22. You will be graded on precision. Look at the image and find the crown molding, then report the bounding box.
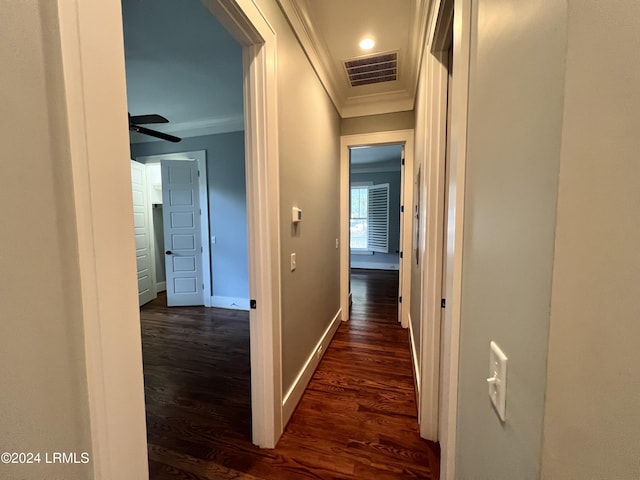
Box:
[277,0,430,119]
[342,90,414,118]
[276,0,343,113]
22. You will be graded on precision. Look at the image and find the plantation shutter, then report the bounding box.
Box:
[367,183,389,253]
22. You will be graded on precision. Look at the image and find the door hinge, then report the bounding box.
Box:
[400,251,403,259]
[398,296,402,303]
[250,299,257,309]
[401,205,404,213]
[441,298,446,308]
[197,170,200,177]
[199,208,202,215]
[200,246,203,253]
[401,157,405,166]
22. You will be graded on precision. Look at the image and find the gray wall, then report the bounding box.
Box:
[341,111,414,136]
[542,1,640,478]
[132,131,249,301]
[350,170,401,269]
[255,0,342,394]
[454,0,567,478]
[0,2,92,479]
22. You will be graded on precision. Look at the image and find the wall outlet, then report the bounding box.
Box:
[335,238,339,249]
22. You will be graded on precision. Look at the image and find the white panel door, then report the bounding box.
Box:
[161,160,204,306]
[131,160,157,306]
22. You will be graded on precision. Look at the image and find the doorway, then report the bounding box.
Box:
[349,144,404,321]
[131,152,219,308]
[340,130,414,328]
[57,0,283,474]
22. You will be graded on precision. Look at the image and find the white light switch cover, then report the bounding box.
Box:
[488,341,508,421]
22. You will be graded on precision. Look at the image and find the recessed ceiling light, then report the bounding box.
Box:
[359,38,375,50]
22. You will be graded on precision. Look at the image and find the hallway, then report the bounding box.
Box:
[141,269,439,479]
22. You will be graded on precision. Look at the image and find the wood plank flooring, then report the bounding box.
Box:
[140,269,440,479]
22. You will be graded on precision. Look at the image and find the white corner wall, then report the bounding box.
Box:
[542,1,640,478]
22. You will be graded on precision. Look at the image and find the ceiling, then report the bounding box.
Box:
[351,145,402,172]
[122,0,430,143]
[122,0,243,143]
[277,0,431,117]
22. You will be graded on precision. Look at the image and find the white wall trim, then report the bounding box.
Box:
[282,309,342,424]
[409,313,421,397]
[135,151,211,307]
[212,296,250,310]
[62,6,284,480]
[157,281,167,292]
[418,0,472,477]
[202,0,284,448]
[57,1,149,478]
[350,261,399,271]
[275,0,342,114]
[340,130,414,328]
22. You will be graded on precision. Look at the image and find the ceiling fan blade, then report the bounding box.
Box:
[129,114,169,125]
[130,125,182,143]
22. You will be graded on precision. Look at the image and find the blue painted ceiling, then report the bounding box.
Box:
[351,144,402,170]
[122,0,244,141]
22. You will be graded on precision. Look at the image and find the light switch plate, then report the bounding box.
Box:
[290,253,296,271]
[488,341,508,422]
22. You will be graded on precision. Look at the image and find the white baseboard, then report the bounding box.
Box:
[211,296,250,311]
[282,308,342,425]
[350,261,399,270]
[156,281,166,293]
[409,314,421,396]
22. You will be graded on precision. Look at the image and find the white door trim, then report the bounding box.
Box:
[135,151,211,307]
[202,0,283,449]
[419,0,472,478]
[340,130,414,327]
[57,3,283,480]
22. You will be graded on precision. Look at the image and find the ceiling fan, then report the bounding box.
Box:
[128,113,182,143]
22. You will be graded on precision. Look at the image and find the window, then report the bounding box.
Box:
[350,183,389,252]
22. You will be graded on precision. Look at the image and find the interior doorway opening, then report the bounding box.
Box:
[340,130,414,330]
[349,144,404,322]
[119,0,282,452]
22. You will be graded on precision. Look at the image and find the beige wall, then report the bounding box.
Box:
[454,0,567,478]
[0,2,92,479]
[542,1,640,478]
[341,111,414,136]
[255,0,342,394]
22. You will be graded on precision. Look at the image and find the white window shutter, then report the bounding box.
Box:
[367,183,389,253]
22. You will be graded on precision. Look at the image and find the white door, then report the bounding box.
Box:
[161,160,204,306]
[131,160,157,306]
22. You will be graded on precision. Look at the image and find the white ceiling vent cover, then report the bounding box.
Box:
[344,52,398,87]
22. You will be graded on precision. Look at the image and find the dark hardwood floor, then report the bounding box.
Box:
[140,269,439,479]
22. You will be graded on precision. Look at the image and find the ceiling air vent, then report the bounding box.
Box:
[344,52,398,87]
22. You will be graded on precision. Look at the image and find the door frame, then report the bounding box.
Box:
[340,129,414,327]
[135,151,212,307]
[57,0,282,478]
[418,0,472,478]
